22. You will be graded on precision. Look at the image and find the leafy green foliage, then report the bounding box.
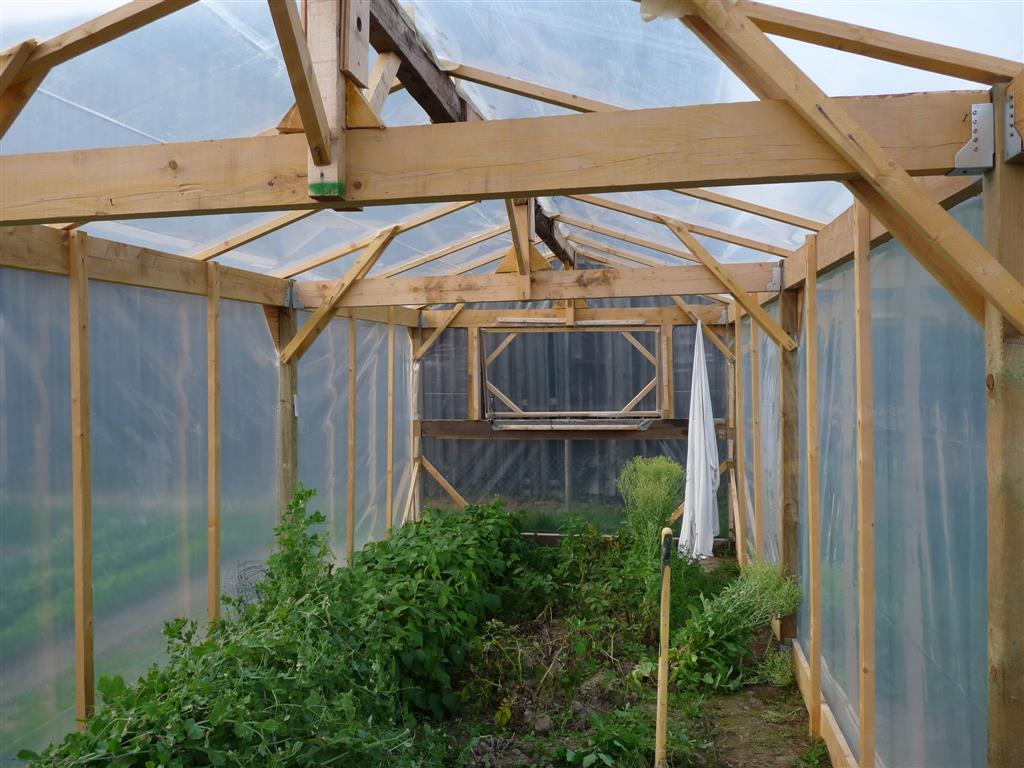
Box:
[671,562,802,692]
[751,647,795,688]
[26,487,524,767]
[796,738,832,768]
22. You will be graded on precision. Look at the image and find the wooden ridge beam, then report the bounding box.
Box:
[274,200,476,278]
[281,225,400,363]
[741,0,1022,85]
[685,1,1024,334]
[296,261,779,308]
[570,194,792,258]
[0,91,982,225]
[661,217,796,350]
[191,209,318,262]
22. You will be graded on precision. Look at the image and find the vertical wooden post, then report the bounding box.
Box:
[726,340,736,540]
[277,306,299,515]
[346,316,357,560]
[854,201,876,768]
[984,81,1024,768]
[412,326,423,520]
[733,311,748,567]
[661,323,675,419]
[779,284,800,639]
[385,307,395,533]
[805,234,822,737]
[468,326,481,420]
[68,231,94,726]
[751,319,764,559]
[206,263,221,622]
[306,0,346,199]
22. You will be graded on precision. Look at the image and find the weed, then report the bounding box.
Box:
[796,738,832,767]
[752,647,795,688]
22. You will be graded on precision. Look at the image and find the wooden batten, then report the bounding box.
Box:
[276,307,299,515]
[804,233,822,737]
[733,312,748,567]
[346,316,358,561]
[750,322,764,559]
[206,263,221,622]
[778,284,800,639]
[385,307,396,533]
[421,456,467,508]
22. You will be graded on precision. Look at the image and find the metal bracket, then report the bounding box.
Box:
[767,266,782,292]
[948,103,994,176]
[1004,91,1023,163]
[284,282,304,310]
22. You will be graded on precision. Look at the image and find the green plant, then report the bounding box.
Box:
[751,647,795,688]
[671,562,801,692]
[795,738,831,768]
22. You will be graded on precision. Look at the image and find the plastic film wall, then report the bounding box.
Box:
[758,302,782,565]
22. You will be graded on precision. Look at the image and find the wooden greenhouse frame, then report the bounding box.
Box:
[1,0,1022,765]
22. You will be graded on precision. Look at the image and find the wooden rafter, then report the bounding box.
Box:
[683,1,1024,334]
[555,214,696,263]
[273,200,476,278]
[567,234,670,268]
[191,209,318,262]
[280,225,400,363]
[670,188,824,232]
[670,296,734,362]
[376,224,510,278]
[442,61,620,113]
[414,303,465,361]
[267,0,333,166]
[570,194,792,258]
[660,216,796,351]
[0,91,981,225]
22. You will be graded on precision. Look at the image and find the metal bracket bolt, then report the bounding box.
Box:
[948,103,995,176]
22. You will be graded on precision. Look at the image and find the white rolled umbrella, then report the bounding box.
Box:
[678,321,720,558]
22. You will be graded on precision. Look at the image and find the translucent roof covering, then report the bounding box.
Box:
[2,0,1020,278]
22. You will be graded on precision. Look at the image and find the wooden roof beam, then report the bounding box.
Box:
[569,193,792,258]
[505,198,532,276]
[441,61,620,113]
[191,209,319,262]
[567,234,670,268]
[670,188,825,232]
[376,223,510,278]
[554,213,696,263]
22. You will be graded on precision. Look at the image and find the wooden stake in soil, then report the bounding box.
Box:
[655,527,673,767]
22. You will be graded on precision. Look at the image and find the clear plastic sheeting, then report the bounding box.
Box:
[88,283,208,693]
[0,270,75,758]
[816,261,860,760]
[421,328,469,420]
[219,301,279,596]
[871,197,987,767]
[759,302,782,565]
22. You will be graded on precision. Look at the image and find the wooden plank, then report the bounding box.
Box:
[984,82,1024,768]
[853,202,876,767]
[276,307,299,515]
[571,194,793,258]
[0,92,982,224]
[281,225,400,363]
[485,381,523,414]
[305,0,345,198]
[741,0,1022,85]
[468,327,481,420]
[688,1,1024,335]
[804,234,822,736]
[296,262,778,309]
[268,0,333,167]
[623,377,659,413]
[621,331,658,366]
[401,459,420,525]
[778,284,799,639]
[421,456,467,508]
[429,306,724,328]
[274,200,476,278]
[733,313,748,567]
[377,224,509,278]
[206,263,221,621]
[68,231,94,727]
[670,296,734,361]
[191,209,317,262]
[386,307,395,533]
[821,697,860,768]
[661,217,796,350]
[672,187,825,232]
[348,51,401,128]
[346,316,357,560]
[414,303,465,361]
[505,198,532,276]
[443,62,619,113]
[750,320,764,559]
[341,0,370,88]
[485,332,518,366]
[660,324,674,418]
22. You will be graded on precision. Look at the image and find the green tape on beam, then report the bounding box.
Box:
[309,181,347,199]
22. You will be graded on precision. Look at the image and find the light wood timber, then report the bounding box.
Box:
[566,234,671,268]
[275,307,299,515]
[684,1,1024,335]
[0,39,39,94]
[624,377,660,414]
[414,303,465,361]
[852,202,876,767]
[804,233,822,736]
[505,198,532,276]
[386,307,396,533]
[0,38,41,135]
[730,467,746,567]
[268,0,334,168]
[0,92,983,225]
[740,0,1022,85]
[421,456,467,508]
[274,200,476,278]
[661,217,796,350]
[423,306,727,328]
[442,62,620,113]
[672,187,825,232]
[468,327,482,420]
[495,243,551,274]
[485,333,519,367]
[347,51,401,128]
[341,0,370,87]
[401,459,420,525]
[555,214,697,263]
[346,316,357,560]
[69,231,94,726]
[450,244,512,276]
[281,225,400,363]
[984,82,1024,768]
[375,224,510,278]
[485,381,524,414]
[191,209,318,262]
[778,282,799,639]
[206,262,221,621]
[660,323,674,418]
[570,194,792,258]
[750,320,764,559]
[304,0,345,198]
[670,296,734,361]
[296,261,778,309]
[621,331,658,366]
[733,313,748,566]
